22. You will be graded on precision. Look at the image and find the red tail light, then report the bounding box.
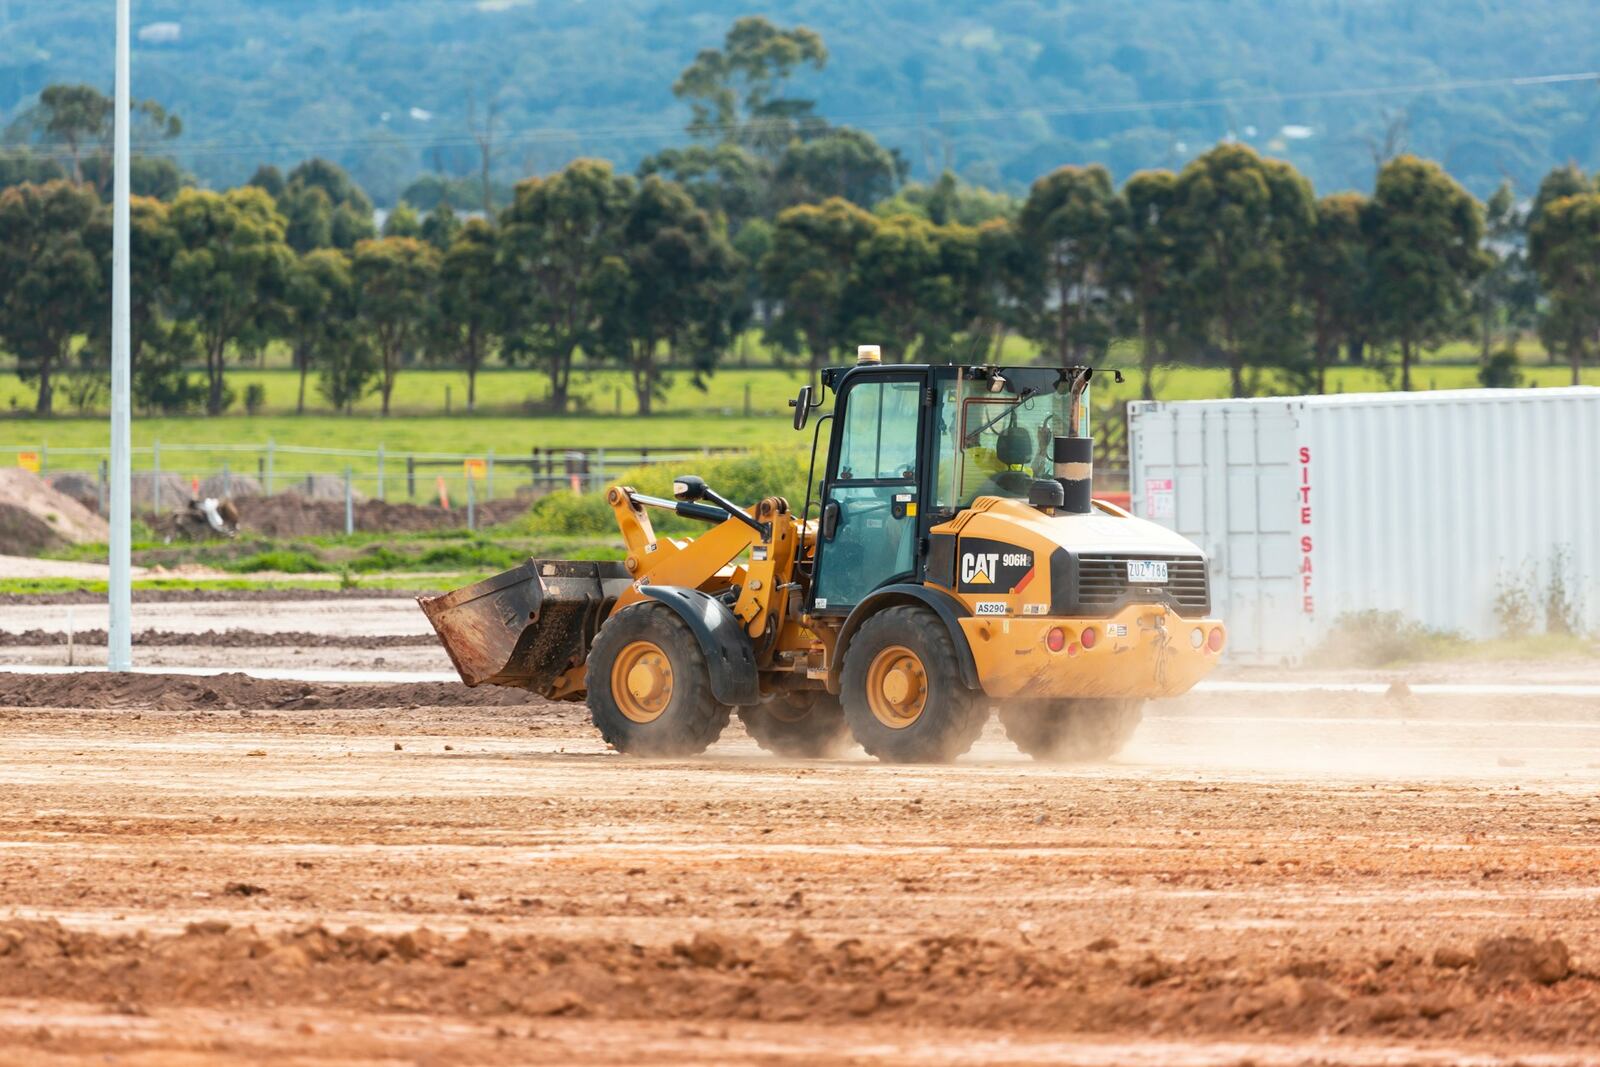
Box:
[1046,627,1066,652]
[1207,627,1225,653]
[1080,627,1097,650]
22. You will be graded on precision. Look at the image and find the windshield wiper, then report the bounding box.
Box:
[964,387,1038,447]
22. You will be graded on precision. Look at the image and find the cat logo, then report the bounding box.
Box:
[960,552,999,585]
[956,540,1035,593]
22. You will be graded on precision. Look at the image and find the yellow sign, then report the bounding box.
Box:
[463,457,487,480]
[16,451,39,473]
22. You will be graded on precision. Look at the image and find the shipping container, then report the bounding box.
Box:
[1127,388,1600,662]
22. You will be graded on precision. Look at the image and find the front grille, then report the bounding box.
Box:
[1075,554,1210,614]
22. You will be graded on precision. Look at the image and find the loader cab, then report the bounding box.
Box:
[800,359,1091,616]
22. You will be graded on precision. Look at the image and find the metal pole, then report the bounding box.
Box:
[265,438,274,495]
[107,0,133,672]
[344,465,354,536]
[377,443,385,502]
[486,447,494,501]
[467,472,476,532]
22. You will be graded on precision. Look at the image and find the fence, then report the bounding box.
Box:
[8,438,1129,531]
[4,441,750,532]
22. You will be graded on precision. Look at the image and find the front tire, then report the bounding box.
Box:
[841,605,987,764]
[586,603,731,757]
[738,691,853,758]
[999,698,1144,762]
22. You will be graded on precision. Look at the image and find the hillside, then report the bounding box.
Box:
[2,1,1597,203]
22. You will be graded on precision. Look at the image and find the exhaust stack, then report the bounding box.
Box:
[1053,435,1093,514]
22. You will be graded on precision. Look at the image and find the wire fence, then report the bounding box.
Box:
[6,439,1130,534]
[3,441,750,530]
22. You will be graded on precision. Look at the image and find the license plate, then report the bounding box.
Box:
[1126,560,1168,584]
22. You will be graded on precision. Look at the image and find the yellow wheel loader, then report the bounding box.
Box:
[421,351,1225,763]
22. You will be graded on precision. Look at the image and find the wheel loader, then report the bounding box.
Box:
[421,348,1225,764]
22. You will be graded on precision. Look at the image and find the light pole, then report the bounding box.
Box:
[107,0,132,670]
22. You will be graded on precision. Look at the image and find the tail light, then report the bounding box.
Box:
[1080,627,1097,650]
[1207,627,1225,653]
[1046,627,1066,653]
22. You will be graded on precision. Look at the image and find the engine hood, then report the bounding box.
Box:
[954,497,1203,558]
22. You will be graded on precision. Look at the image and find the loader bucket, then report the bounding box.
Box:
[418,559,629,694]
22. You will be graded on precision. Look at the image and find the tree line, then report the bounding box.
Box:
[2,18,1598,417]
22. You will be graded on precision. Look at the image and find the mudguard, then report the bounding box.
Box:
[639,586,761,706]
[836,584,981,691]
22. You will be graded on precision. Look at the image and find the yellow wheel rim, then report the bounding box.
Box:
[865,645,927,729]
[612,640,674,724]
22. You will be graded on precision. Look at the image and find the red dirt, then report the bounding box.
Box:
[0,629,437,649]
[2,681,1598,1063]
[0,671,547,710]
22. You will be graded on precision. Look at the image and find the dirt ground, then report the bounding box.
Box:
[3,663,1600,1065]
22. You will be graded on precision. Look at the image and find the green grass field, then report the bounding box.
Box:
[7,361,1596,449]
[5,342,1596,504]
[1,334,1579,419]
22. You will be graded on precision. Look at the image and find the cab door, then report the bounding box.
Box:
[810,373,926,614]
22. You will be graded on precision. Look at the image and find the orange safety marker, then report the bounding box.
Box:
[437,476,450,509]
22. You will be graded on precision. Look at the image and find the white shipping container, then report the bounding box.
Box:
[1127,388,1600,662]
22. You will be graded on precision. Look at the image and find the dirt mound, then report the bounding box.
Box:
[198,473,262,499]
[281,473,366,503]
[0,505,64,554]
[45,471,100,512]
[0,628,435,649]
[134,471,194,509]
[0,919,1594,1045]
[0,671,544,710]
[0,467,108,544]
[234,494,529,538]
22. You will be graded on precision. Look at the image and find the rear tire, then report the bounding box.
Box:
[841,605,987,764]
[738,691,853,758]
[586,603,731,757]
[999,698,1144,762]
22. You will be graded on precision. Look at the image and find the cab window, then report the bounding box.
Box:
[834,380,921,482]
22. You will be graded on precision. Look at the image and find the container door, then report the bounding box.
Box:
[1130,401,1304,661]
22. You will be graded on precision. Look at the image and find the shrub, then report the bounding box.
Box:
[513,449,814,537]
[520,490,617,535]
[1309,610,1467,667]
[244,382,267,415]
[1477,348,1524,389]
[1493,548,1587,637]
[1493,566,1538,637]
[1544,545,1583,635]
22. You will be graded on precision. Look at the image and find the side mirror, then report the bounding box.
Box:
[790,384,813,431]
[671,475,707,502]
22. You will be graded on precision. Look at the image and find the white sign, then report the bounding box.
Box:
[1145,478,1174,519]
